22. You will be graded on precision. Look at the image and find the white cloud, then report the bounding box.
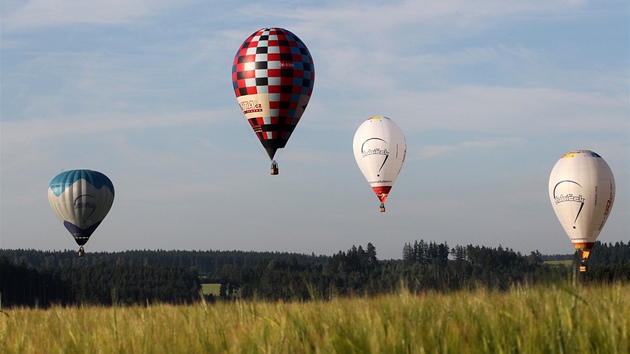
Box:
[0,110,222,153]
[380,86,628,134]
[2,0,200,30]
[417,137,526,159]
[261,0,588,31]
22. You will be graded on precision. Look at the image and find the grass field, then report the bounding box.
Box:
[201,283,221,296]
[1,282,628,353]
[544,259,573,267]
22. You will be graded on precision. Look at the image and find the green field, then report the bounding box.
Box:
[201,283,221,296]
[1,282,628,353]
[544,259,573,267]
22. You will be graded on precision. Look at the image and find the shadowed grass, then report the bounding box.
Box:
[1,283,628,353]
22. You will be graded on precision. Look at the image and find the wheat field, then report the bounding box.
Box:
[1,282,628,353]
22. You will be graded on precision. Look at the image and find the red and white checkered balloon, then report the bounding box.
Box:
[232,28,315,166]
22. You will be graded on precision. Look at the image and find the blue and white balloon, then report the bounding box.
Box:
[48,170,115,250]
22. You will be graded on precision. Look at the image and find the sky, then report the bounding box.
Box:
[1,0,628,260]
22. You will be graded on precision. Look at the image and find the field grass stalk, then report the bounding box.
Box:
[1,282,628,353]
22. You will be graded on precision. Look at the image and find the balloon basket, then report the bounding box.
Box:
[380,203,386,212]
[577,248,591,272]
[270,161,279,175]
[78,247,85,257]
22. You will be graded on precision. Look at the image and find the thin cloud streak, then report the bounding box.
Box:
[383,86,628,134]
[417,137,526,159]
[2,0,202,30]
[1,110,221,152]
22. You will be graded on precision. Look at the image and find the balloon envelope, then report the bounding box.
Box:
[48,169,115,246]
[548,150,615,253]
[353,116,406,209]
[232,27,315,164]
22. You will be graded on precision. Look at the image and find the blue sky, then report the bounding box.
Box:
[1,0,628,259]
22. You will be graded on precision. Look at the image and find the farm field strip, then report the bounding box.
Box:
[1,283,628,353]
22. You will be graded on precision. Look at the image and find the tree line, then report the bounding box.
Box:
[1,241,628,307]
[0,249,328,277]
[0,257,200,308]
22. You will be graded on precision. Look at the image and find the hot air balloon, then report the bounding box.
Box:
[232,27,315,175]
[548,150,615,272]
[48,169,115,257]
[353,116,407,212]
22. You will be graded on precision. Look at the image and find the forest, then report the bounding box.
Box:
[1,240,629,308]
